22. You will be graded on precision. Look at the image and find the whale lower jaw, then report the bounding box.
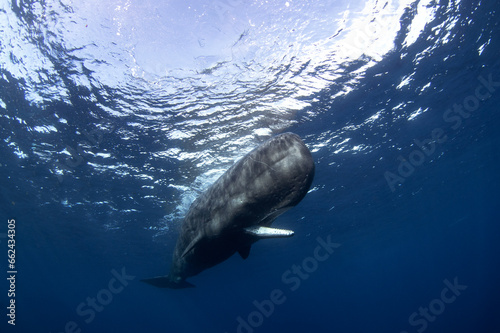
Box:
[141,276,195,289]
[243,226,294,238]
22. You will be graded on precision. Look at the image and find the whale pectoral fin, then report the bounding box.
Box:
[141,276,195,289]
[238,246,251,259]
[244,226,294,238]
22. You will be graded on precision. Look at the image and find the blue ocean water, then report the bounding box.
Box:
[1,0,499,332]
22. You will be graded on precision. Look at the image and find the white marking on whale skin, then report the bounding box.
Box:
[248,155,278,172]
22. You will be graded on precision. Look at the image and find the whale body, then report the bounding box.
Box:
[142,132,315,288]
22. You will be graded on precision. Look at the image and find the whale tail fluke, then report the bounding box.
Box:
[141,276,195,289]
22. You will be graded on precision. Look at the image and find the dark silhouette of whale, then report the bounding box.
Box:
[142,132,315,288]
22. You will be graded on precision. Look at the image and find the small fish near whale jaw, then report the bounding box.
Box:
[142,132,315,289]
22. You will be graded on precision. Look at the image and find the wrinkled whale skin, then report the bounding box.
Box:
[142,132,315,288]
